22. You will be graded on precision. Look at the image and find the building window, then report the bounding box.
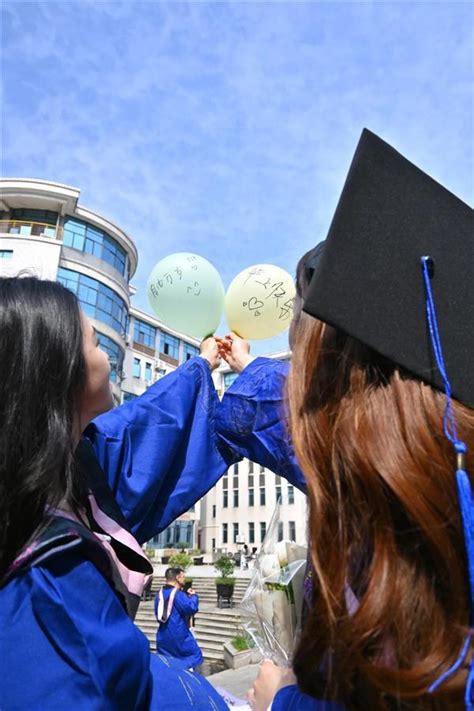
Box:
[275,485,282,502]
[248,474,254,487]
[260,522,267,543]
[144,362,152,383]
[223,476,228,489]
[57,267,128,335]
[223,490,228,508]
[222,523,228,544]
[223,372,239,389]
[249,489,254,507]
[233,463,239,476]
[183,342,200,361]
[96,332,124,383]
[8,208,57,237]
[11,207,57,225]
[233,523,239,543]
[233,476,238,488]
[259,473,265,486]
[160,332,180,360]
[212,504,216,518]
[248,522,255,544]
[122,391,137,403]
[134,318,156,349]
[233,489,239,507]
[260,464,265,473]
[133,358,141,378]
[0,250,13,259]
[278,522,284,542]
[288,485,295,505]
[288,521,296,541]
[63,216,128,277]
[260,487,266,506]
[248,461,254,474]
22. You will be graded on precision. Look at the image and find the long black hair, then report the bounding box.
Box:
[0,277,87,576]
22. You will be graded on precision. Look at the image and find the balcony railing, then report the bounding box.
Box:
[0,220,63,240]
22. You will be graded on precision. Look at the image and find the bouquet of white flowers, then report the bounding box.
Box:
[241,502,307,666]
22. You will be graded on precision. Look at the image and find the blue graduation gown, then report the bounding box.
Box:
[217,357,306,491]
[0,357,230,710]
[271,685,344,710]
[155,587,203,669]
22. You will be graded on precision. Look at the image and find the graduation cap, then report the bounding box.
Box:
[303,128,473,408]
[304,129,474,706]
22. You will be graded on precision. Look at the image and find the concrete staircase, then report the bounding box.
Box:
[135,577,250,672]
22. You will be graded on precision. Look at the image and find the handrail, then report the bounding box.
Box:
[0,220,63,239]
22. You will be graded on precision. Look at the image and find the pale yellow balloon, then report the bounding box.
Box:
[225,264,296,340]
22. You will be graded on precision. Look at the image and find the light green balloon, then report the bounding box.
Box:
[147,253,225,339]
[225,264,296,340]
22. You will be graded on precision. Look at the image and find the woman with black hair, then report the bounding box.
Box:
[0,276,229,710]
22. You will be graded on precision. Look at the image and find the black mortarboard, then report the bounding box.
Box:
[304,129,474,408]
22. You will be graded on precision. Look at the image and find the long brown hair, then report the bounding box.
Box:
[288,315,473,710]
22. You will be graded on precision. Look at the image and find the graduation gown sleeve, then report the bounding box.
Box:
[216,357,307,491]
[85,357,235,544]
[271,685,344,710]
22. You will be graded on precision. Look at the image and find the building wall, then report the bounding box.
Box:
[0,235,62,280]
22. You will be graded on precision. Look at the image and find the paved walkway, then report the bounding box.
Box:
[208,663,259,698]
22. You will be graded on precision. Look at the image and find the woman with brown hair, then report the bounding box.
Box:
[248,130,473,710]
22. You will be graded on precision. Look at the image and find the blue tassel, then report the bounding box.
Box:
[456,461,474,711]
[421,257,473,708]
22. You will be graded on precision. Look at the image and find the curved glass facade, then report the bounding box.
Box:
[96,332,124,383]
[57,267,128,336]
[63,216,128,278]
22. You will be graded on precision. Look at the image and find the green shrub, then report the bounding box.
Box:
[231,635,249,652]
[216,576,235,586]
[168,552,192,570]
[214,555,235,580]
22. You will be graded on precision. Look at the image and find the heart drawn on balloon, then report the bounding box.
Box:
[243,297,264,311]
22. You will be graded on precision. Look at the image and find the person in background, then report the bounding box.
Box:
[155,567,203,671]
[247,130,473,709]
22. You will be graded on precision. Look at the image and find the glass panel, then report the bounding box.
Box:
[133,357,141,378]
[134,318,156,349]
[224,371,239,389]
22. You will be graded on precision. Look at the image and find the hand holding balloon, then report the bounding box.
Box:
[200,337,221,371]
[224,264,295,340]
[218,333,255,373]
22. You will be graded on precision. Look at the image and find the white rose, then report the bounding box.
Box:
[260,553,280,578]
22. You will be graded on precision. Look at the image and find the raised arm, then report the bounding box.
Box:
[216,336,306,492]
[85,349,235,544]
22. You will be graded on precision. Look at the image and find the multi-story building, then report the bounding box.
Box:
[0,178,136,402]
[0,177,306,555]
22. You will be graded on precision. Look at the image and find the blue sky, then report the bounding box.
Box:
[2,1,473,355]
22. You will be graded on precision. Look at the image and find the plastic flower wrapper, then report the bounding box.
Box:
[240,501,307,666]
